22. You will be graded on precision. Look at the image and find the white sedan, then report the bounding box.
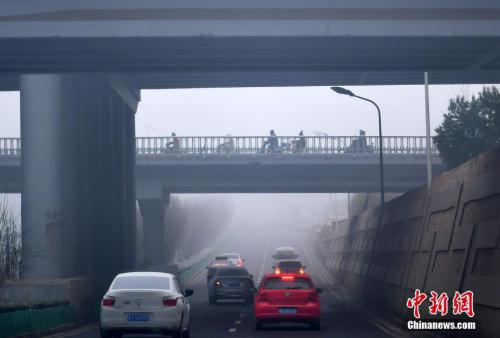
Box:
[220,252,244,267]
[100,272,193,338]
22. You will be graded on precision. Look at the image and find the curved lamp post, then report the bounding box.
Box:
[330,87,385,205]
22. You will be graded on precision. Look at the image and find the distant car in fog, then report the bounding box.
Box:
[272,247,298,266]
[206,256,233,284]
[272,259,305,274]
[100,272,193,338]
[254,272,322,330]
[220,252,245,267]
[211,255,231,267]
[207,266,254,304]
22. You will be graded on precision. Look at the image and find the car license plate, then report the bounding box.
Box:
[127,313,150,321]
[278,307,297,314]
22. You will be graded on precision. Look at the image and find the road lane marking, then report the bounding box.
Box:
[235,320,242,325]
[228,328,237,332]
[256,239,269,285]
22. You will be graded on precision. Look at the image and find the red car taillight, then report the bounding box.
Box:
[308,291,319,303]
[102,296,115,307]
[163,297,178,307]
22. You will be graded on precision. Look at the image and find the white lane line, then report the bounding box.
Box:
[228,328,237,333]
[234,320,242,325]
[256,239,269,285]
[239,313,245,317]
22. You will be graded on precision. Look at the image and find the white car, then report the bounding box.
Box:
[220,252,244,267]
[272,247,298,266]
[100,272,193,338]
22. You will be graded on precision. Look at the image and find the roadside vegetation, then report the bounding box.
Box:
[434,86,500,168]
[0,196,21,283]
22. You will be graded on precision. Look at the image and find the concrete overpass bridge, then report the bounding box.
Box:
[2,0,500,89]
[0,136,445,195]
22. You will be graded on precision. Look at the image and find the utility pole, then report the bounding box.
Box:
[424,72,432,189]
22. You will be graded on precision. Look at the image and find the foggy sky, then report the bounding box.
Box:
[0,84,492,138]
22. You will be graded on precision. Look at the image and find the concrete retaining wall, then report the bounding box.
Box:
[321,147,500,337]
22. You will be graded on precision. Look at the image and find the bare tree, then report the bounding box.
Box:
[0,195,21,282]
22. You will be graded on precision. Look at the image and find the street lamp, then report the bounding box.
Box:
[330,86,385,205]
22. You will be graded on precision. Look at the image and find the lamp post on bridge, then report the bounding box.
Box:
[330,87,385,206]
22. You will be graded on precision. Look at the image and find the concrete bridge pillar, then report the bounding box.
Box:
[20,74,140,280]
[138,194,170,268]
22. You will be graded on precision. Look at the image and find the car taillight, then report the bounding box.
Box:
[308,291,319,302]
[258,292,268,302]
[215,280,222,287]
[163,297,178,307]
[102,296,115,307]
[275,269,281,274]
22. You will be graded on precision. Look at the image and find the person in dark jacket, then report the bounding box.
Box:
[261,129,278,153]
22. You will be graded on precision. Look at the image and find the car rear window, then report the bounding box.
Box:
[277,250,294,258]
[112,276,171,290]
[279,261,301,270]
[226,254,239,259]
[217,268,248,276]
[263,277,311,290]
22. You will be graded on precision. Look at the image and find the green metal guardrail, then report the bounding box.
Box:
[0,304,75,338]
[178,251,217,285]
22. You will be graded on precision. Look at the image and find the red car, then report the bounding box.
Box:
[254,272,322,330]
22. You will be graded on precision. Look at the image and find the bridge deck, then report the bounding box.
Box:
[0,136,445,194]
[2,1,500,89]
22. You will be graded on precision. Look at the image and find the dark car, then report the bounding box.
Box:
[207,267,254,304]
[272,260,305,274]
[206,256,232,284]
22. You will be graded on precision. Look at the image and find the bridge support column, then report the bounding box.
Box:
[138,194,170,268]
[20,74,139,280]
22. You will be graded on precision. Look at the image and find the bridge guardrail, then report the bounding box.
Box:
[136,136,438,155]
[0,136,439,157]
[0,138,21,156]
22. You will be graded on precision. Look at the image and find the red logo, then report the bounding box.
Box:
[406,289,427,319]
[406,290,474,319]
[452,291,475,318]
[429,291,449,316]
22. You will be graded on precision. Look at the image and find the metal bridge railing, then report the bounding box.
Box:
[0,138,21,156]
[0,136,439,157]
[135,136,439,155]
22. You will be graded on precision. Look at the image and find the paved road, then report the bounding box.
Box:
[55,226,426,338]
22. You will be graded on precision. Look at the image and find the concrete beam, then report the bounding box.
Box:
[20,73,138,280]
[20,74,64,278]
[138,194,170,268]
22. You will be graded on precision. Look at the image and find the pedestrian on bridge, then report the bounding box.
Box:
[292,130,306,153]
[261,129,278,153]
[165,132,180,152]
